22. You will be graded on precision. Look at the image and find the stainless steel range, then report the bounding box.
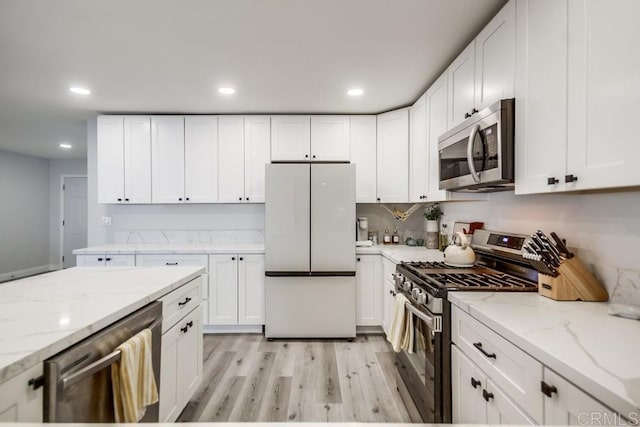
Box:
[392,229,539,423]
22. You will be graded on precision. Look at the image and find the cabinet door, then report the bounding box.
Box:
[208,255,238,324]
[426,73,449,201]
[355,255,382,326]
[566,0,640,191]
[382,279,395,337]
[376,108,409,203]
[486,378,536,425]
[218,116,245,203]
[104,255,136,267]
[310,116,350,161]
[543,368,616,426]
[0,364,43,422]
[177,306,203,409]
[514,0,568,194]
[123,116,152,203]
[97,116,125,204]
[185,116,218,203]
[238,254,265,325]
[244,116,270,203]
[151,116,185,204]
[474,0,516,111]
[159,321,180,422]
[350,116,377,203]
[76,255,106,266]
[447,42,476,129]
[271,115,310,161]
[409,94,428,202]
[451,346,487,424]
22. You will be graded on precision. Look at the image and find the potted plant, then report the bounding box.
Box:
[424,204,443,249]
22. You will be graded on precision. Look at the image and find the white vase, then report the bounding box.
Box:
[425,220,439,249]
[425,220,439,232]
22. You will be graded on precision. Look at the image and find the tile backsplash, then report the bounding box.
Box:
[113,229,264,244]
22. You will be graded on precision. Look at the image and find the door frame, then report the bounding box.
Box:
[59,174,88,269]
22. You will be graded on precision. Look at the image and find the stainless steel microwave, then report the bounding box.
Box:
[438,98,515,192]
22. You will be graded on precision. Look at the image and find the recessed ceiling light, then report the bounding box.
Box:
[69,87,91,95]
[347,88,364,96]
[59,143,72,149]
[218,87,235,95]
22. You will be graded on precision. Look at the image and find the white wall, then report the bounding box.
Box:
[49,159,87,267]
[441,190,640,304]
[0,149,51,280]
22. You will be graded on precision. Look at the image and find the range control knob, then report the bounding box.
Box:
[411,288,420,299]
[403,281,413,292]
[418,293,427,305]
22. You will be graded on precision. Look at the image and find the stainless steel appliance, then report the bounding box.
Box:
[438,98,515,192]
[265,162,356,338]
[392,229,539,423]
[43,302,162,422]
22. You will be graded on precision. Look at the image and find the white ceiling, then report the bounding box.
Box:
[0,0,506,159]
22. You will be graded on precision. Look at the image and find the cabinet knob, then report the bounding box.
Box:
[239,197,242,201]
[465,112,471,119]
[305,154,309,158]
[541,381,558,398]
[178,197,182,201]
[565,174,578,183]
[470,377,481,389]
[125,198,130,202]
[246,197,249,201]
[186,197,190,201]
[105,257,112,261]
[232,257,236,260]
[312,155,316,159]
[482,389,494,402]
[117,198,122,202]
[377,197,381,202]
[357,257,361,262]
[28,376,44,390]
[97,257,104,262]
[547,177,559,185]
[239,257,244,261]
[471,107,478,115]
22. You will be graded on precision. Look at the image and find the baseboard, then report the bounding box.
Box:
[203,324,263,334]
[0,264,57,283]
[356,325,384,335]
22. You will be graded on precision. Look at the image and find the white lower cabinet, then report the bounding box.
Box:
[381,257,397,336]
[0,364,43,422]
[76,254,136,267]
[238,254,265,325]
[355,255,382,326]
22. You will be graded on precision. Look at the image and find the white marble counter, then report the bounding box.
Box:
[448,292,640,418]
[357,245,444,264]
[0,266,204,384]
[73,242,266,255]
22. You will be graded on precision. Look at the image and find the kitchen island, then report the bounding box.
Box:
[0,266,205,422]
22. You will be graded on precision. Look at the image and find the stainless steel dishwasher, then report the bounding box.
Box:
[43,301,162,422]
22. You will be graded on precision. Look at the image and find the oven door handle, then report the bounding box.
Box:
[466,123,481,183]
[405,302,442,332]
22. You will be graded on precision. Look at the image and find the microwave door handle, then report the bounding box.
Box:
[466,124,481,183]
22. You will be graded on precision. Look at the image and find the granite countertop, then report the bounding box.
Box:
[448,292,640,418]
[0,266,205,384]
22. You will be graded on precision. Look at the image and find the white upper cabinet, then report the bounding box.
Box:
[97,116,125,204]
[151,116,185,204]
[409,93,428,202]
[447,43,476,130]
[310,116,350,161]
[271,115,311,161]
[350,116,377,203]
[218,116,245,203]
[377,108,409,203]
[184,116,218,203]
[426,73,450,202]
[244,116,271,203]
[474,0,516,111]
[123,116,152,203]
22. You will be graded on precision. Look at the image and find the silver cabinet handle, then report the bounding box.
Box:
[466,123,481,183]
[404,302,441,332]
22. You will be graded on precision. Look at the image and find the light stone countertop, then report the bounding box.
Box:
[0,266,205,385]
[357,245,444,264]
[448,292,640,418]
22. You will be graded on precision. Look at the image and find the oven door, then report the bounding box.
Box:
[396,303,443,423]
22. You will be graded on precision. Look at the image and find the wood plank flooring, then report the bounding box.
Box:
[177,334,411,423]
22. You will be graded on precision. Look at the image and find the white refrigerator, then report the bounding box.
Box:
[265,163,356,338]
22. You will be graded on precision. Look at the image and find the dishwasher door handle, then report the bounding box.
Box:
[60,317,162,390]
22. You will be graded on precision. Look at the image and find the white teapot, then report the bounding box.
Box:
[444,232,476,267]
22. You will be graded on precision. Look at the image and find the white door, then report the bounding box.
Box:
[486,378,536,425]
[123,116,152,203]
[264,164,311,272]
[409,94,428,202]
[566,0,640,191]
[270,115,310,161]
[514,0,568,195]
[376,108,409,203]
[310,116,350,161]
[184,116,218,203]
[177,306,203,408]
[426,72,450,201]
[244,116,270,203]
[208,255,239,324]
[350,115,377,203]
[451,345,487,424]
[62,177,87,269]
[238,254,265,325]
[151,116,185,204]
[355,255,382,326]
[218,116,245,203]
[159,322,180,422]
[448,42,476,129]
[310,164,356,272]
[474,0,516,111]
[97,116,124,203]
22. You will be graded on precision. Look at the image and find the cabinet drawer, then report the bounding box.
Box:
[452,306,543,423]
[159,276,202,333]
[136,254,208,271]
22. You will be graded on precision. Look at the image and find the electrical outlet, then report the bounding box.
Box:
[101,216,112,226]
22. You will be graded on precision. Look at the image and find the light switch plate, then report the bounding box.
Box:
[101,216,112,226]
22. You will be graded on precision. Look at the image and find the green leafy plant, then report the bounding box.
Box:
[424,203,443,221]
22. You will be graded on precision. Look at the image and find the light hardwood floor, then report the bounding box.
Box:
[177,334,412,423]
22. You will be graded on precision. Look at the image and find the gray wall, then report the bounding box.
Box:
[0,149,50,279]
[49,158,87,267]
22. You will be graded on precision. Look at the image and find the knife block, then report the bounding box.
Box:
[538,257,608,302]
